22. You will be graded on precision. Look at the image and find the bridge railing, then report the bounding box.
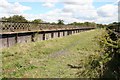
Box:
[0,21,95,33]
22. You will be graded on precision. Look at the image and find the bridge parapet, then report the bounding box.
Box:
[0,21,94,34]
[0,21,79,33]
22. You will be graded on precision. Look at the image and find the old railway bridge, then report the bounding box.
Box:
[0,21,95,48]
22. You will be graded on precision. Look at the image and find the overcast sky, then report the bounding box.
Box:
[0,0,119,24]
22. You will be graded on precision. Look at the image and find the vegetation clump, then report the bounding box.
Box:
[76,22,120,78]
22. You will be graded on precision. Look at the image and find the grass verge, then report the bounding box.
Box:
[1,29,104,78]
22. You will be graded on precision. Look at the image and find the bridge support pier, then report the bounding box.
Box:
[60,31,63,37]
[67,31,70,35]
[45,33,51,40]
[64,31,67,36]
[18,33,31,44]
[58,32,60,37]
[38,33,43,41]
[43,33,45,40]
[54,32,58,38]
[8,35,16,47]
[51,32,54,38]
[0,37,7,48]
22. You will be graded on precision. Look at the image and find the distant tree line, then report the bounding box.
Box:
[1,15,44,23]
[1,15,28,23]
[69,22,107,28]
[0,15,119,29]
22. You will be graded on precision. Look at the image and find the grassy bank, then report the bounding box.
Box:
[2,29,104,78]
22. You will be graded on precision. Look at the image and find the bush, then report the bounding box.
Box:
[77,28,120,78]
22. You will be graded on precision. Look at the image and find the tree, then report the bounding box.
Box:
[84,22,89,27]
[57,19,64,25]
[108,22,120,32]
[1,15,28,22]
[51,22,57,25]
[1,17,8,21]
[69,22,98,28]
[31,19,43,23]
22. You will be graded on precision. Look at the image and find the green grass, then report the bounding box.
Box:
[1,29,104,78]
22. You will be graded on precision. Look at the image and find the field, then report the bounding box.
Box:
[1,29,104,78]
